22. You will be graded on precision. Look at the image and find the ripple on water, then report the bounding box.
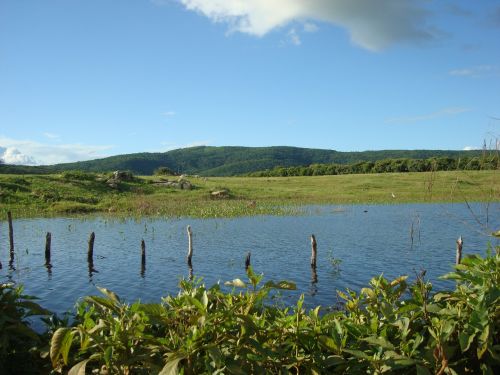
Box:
[0,202,498,314]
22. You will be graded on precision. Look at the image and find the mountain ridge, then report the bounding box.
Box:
[0,145,484,176]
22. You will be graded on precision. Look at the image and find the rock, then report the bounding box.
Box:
[180,181,192,190]
[153,179,193,190]
[211,189,229,199]
[112,170,134,181]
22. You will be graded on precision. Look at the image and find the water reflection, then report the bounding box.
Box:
[45,263,52,278]
[140,263,146,278]
[188,263,194,281]
[310,266,318,296]
[0,203,497,315]
[88,260,98,282]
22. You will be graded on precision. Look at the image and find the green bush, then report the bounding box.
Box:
[46,247,499,374]
[0,283,50,374]
[61,170,98,181]
[154,166,177,176]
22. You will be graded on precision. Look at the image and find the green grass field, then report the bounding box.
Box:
[0,170,498,218]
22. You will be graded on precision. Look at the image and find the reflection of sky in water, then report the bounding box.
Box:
[1,202,498,315]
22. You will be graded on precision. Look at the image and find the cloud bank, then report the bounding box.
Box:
[0,147,37,165]
[0,137,113,165]
[177,0,434,50]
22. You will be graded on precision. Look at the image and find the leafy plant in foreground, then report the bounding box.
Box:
[47,248,499,374]
[0,283,51,374]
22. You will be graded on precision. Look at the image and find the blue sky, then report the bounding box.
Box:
[1,0,499,165]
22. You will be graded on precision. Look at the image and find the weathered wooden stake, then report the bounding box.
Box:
[311,266,318,284]
[310,234,317,268]
[8,211,14,255]
[245,251,251,270]
[88,232,95,263]
[141,239,146,268]
[45,232,52,265]
[456,236,463,265]
[187,225,193,266]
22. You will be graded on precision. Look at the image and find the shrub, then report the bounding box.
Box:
[47,248,500,374]
[154,166,177,176]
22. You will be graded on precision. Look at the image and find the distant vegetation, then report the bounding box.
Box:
[0,146,486,176]
[249,154,499,177]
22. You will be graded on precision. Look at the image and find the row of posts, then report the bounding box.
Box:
[1,211,465,273]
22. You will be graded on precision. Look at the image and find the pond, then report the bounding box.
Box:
[1,202,498,316]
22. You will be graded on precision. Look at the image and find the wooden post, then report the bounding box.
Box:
[311,266,318,284]
[187,225,193,266]
[45,232,51,265]
[456,236,463,265]
[310,234,317,268]
[88,232,95,263]
[245,251,251,270]
[141,239,146,269]
[7,211,14,255]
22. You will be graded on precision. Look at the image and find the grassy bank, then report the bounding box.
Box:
[0,170,498,218]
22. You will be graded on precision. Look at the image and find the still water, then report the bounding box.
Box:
[1,203,498,315]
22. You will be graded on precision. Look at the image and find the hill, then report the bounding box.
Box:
[0,146,484,176]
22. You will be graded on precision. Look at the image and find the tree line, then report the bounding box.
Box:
[248,154,499,177]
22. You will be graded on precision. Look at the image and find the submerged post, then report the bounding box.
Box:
[141,239,146,269]
[187,225,193,266]
[45,232,51,265]
[88,232,95,263]
[310,234,317,268]
[456,236,463,265]
[245,251,251,271]
[8,211,14,255]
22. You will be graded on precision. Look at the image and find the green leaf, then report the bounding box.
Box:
[343,349,370,360]
[264,280,297,290]
[491,229,500,238]
[224,279,247,288]
[68,359,90,375]
[201,290,208,308]
[85,296,119,312]
[97,286,121,303]
[159,355,185,375]
[207,346,223,368]
[50,327,72,367]
[364,336,395,350]
[61,330,75,365]
[104,346,113,366]
[390,275,408,286]
[319,335,339,352]
[459,331,475,352]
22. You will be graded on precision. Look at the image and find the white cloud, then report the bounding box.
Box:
[0,136,114,165]
[303,22,319,33]
[162,111,176,117]
[175,0,435,51]
[386,107,472,124]
[287,28,301,45]
[0,147,37,165]
[43,132,60,139]
[463,146,479,151]
[449,65,500,78]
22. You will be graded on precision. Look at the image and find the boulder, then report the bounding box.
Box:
[211,189,230,199]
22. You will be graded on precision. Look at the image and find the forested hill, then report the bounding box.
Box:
[0,146,484,176]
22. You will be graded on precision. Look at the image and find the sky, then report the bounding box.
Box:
[1,0,499,165]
